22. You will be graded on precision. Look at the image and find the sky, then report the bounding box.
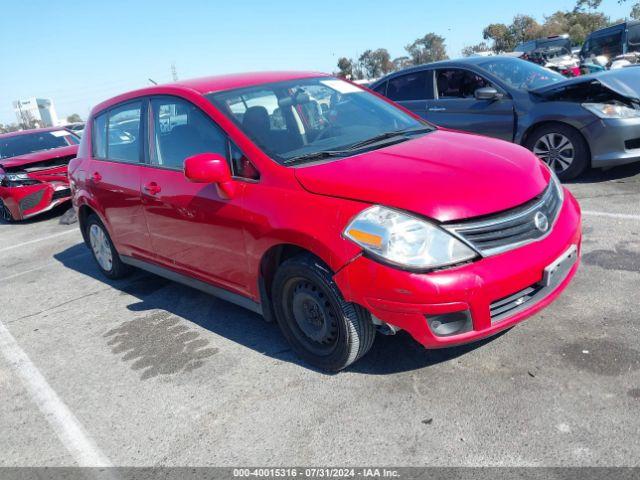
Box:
[0,0,634,124]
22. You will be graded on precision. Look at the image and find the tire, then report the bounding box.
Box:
[524,123,590,181]
[0,198,14,223]
[85,214,131,279]
[271,253,375,372]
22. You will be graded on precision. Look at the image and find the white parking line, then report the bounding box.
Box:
[583,210,640,221]
[0,229,78,253]
[0,320,112,467]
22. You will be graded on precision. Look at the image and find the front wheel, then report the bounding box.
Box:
[0,198,14,222]
[525,124,590,181]
[271,253,375,372]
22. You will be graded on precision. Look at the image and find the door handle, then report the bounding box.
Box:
[143,182,161,195]
[428,107,447,112]
[91,172,102,183]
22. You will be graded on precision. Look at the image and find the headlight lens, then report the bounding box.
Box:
[547,164,565,202]
[0,171,33,187]
[344,205,478,270]
[582,103,640,119]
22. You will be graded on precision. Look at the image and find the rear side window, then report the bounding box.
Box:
[372,81,387,96]
[107,102,143,163]
[150,97,227,170]
[386,71,433,101]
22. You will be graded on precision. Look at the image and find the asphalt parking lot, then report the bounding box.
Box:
[1,164,639,467]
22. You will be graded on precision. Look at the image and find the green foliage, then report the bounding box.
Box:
[404,33,449,65]
[66,113,83,123]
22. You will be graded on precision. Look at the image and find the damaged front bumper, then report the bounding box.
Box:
[582,117,640,168]
[0,182,72,221]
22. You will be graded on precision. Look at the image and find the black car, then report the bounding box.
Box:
[515,34,573,58]
[580,20,640,64]
[371,56,640,180]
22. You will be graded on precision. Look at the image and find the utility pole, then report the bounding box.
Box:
[171,63,178,82]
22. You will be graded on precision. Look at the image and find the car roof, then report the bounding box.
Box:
[92,71,330,114]
[588,19,639,37]
[0,126,69,139]
[371,57,502,85]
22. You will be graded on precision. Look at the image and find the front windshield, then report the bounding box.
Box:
[207,77,428,164]
[0,130,78,160]
[478,58,565,90]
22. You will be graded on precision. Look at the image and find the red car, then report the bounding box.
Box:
[0,128,79,221]
[69,72,581,371]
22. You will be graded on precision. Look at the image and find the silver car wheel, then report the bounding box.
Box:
[533,133,575,174]
[89,223,113,272]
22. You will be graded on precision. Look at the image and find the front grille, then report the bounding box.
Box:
[444,181,563,256]
[490,285,544,320]
[52,188,71,200]
[625,138,640,150]
[19,189,45,213]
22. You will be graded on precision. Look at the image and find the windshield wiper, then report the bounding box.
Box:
[344,126,432,151]
[282,150,350,165]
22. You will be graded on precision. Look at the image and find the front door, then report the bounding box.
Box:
[140,96,249,294]
[426,68,515,141]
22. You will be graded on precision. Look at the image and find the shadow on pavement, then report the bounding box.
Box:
[54,242,501,375]
[567,162,640,184]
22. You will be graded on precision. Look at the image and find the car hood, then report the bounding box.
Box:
[0,145,78,170]
[294,130,550,222]
[531,68,640,101]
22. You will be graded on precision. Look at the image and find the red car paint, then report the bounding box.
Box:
[70,72,581,350]
[0,128,78,221]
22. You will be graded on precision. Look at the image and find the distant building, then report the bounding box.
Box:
[13,97,60,128]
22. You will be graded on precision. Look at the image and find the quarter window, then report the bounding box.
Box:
[92,113,107,159]
[106,102,143,163]
[150,97,227,170]
[628,24,640,52]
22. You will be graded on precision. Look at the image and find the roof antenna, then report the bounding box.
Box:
[148,78,158,85]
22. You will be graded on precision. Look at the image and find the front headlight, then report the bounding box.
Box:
[547,163,565,202]
[582,103,640,119]
[344,205,478,270]
[1,171,33,187]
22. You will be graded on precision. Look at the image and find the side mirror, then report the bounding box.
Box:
[474,87,500,101]
[184,153,236,199]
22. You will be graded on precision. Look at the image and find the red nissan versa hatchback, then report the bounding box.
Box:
[1,128,79,221]
[69,72,581,371]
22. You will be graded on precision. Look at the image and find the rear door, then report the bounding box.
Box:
[384,70,434,118]
[86,100,152,258]
[425,67,515,141]
[140,95,251,294]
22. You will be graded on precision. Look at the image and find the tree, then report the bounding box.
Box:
[632,3,640,19]
[392,56,413,70]
[405,33,448,65]
[66,113,82,123]
[358,48,394,78]
[336,57,353,78]
[574,0,603,12]
[511,15,543,44]
[461,42,492,57]
[483,23,517,52]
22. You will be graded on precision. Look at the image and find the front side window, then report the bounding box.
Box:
[585,31,624,57]
[435,69,492,99]
[106,102,143,163]
[0,130,78,160]
[208,77,428,164]
[150,97,228,170]
[387,71,432,101]
[628,24,640,52]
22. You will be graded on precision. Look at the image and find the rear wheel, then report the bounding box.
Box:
[271,253,375,372]
[525,123,590,181]
[86,214,131,279]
